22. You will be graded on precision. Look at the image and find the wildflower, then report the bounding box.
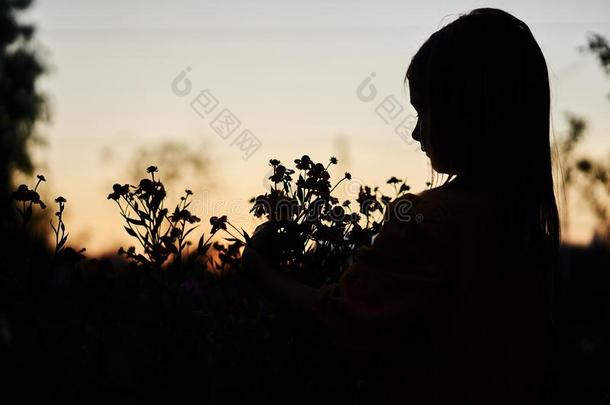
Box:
[399,183,410,193]
[55,196,66,204]
[171,208,200,224]
[307,163,326,179]
[269,164,287,183]
[12,185,46,208]
[107,183,130,200]
[250,195,271,218]
[12,184,30,201]
[329,156,338,164]
[210,215,228,233]
[269,196,299,221]
[146,165,158,174]
[357,186,382,214]
[269,159,280,166]
[330,205,345,221]
[387,176,401,184]
[294,155,312,170]
[37,174,46,182]
[344,172,352,180]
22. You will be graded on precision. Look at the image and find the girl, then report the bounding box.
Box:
[243,8,559,405]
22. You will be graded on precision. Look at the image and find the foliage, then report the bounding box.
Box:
[11,173,85,262]
[214,155,412,286]
[560,33,610,247]
[108,165,214,269]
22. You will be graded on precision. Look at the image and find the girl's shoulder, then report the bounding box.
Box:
[386,185,492,238]
[418,184,492,216]
[388,185,487,216]
[383,191,453,245]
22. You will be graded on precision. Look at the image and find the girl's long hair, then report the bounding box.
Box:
[405,8,560,272]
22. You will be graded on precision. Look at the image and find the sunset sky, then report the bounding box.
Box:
[22,0,610,254]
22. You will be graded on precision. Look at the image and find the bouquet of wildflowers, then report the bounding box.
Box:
[235,155,411,286]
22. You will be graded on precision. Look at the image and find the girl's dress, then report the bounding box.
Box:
[310,186,549,404]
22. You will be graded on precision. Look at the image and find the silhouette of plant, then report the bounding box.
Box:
[50,196,86,262]
[108,166,215,268]
[216,155,412,285]
[560,34,610,246]
[12,174,46,227]
[11,174,85,262]
[560,117,610,246]
[582,33,610,97]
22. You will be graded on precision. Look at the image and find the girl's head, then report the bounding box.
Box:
[406,8,559,263]
[407,8,550,177]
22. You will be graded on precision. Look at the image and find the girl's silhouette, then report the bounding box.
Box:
[243,8,559,405]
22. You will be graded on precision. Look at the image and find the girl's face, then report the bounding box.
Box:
[409,78,459,176]
[409,87,427,154]
[409,81,435,165]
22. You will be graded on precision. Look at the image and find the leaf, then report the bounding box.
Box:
[197,234,205,250]
[136,254,151,265]
[126,217,145,226]
[182,226,198,240]
[124,226,138,237]
[58,234,68,250]
[242,229,251,244]
[152,209,165,235]
[199,242,211,256]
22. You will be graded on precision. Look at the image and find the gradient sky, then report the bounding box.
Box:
[23,0,610,254]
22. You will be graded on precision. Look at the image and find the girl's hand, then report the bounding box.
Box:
[241,222,317,320]
[247,221,275,258]
[243,221,276,280]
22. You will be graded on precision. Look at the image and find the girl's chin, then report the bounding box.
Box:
[430,161,455,175]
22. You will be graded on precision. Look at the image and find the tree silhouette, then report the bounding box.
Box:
[560,34,610,246]
[0,0,47,230]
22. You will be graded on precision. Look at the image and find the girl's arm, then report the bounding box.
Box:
[243,193,450,353]
[242,230,324,338]
[242,246,316,315]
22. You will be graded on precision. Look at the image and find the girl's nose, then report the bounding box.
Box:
[412,119,421,142]
[412,130,420,142]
